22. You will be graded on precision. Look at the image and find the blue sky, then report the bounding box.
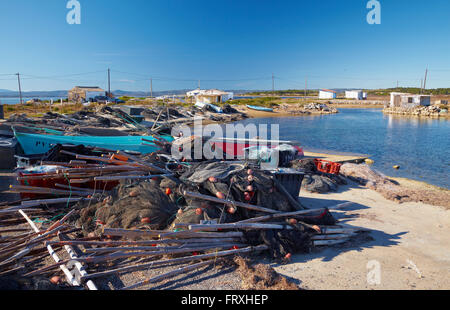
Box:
[0,0,449,91]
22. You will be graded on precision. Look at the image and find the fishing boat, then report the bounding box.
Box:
[14,131,174,155]
[246,105,274,112]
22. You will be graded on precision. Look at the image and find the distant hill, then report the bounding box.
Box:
[0,88,282,98]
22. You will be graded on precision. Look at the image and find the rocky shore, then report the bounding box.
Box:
[383,105,449,118]
[233,102,338,117]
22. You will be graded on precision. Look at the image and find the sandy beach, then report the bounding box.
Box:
[274,181,450,290]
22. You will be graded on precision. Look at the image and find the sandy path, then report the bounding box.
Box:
[272,182,450,290]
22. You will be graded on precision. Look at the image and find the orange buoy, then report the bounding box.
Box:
[195,208,203,215]
[247,175,254,182]
[129,190,139,197]
[247,169,253,175]
[246,185,254,192]
[208,176,218,183]
[165,188,172,195]
[141,217,151,224]
[227,207,236,214]
[216,192,225,199]
[284,253,292,260]
[50,276,61,285]
[312,225,321,233]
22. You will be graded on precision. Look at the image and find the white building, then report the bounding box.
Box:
[389,92,431,108]
[186,89,234,104]
[345,90,365,100]
[319,89,337,99]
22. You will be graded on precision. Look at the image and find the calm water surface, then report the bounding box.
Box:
[233,108,450,189]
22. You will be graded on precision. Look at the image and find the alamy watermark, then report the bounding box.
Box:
[66,0,81,25]
[170,117,282,169]
[367,0,381,25]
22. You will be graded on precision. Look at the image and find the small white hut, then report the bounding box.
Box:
[345,90,364,100]
[389,92,431,108]
[319,89,337,99]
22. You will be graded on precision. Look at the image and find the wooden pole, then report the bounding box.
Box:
[236,208,327,224]
[183,190,279,214]
[80,245,268,281]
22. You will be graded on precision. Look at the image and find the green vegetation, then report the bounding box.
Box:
[366,87,450,96]
[245,89,319,96]
[230,97,279,107]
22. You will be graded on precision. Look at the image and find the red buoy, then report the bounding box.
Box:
[141,217,151,224]
[216,192,225,199]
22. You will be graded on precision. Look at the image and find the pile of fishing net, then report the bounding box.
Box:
[74,179,179,235]
[290,159,347,193]
[243,209,336,259]
[170,161,295,225]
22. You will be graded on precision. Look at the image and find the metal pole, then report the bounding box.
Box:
[16,73,23,105]
[150,78,153,98]
[304,76,307,101]
[423,67,428,92]
[108,68,111,97]
[272,73,275,96]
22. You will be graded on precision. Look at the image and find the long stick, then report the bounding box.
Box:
[236,208,327,224]
[272,178,306,210]
[83,243,248,254]
[158,231,244,239]
[188,223,293,232]
[46,237,242,247]
[76,244,242,265]
[94,174,172,182]
[81,245,268,281]
[183,191,279,214]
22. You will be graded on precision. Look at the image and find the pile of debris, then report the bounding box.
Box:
[0,144,366,290]
[303,103,338,114]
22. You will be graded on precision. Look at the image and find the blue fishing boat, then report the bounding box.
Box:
[246,105,274,112]
[14,131,174,155]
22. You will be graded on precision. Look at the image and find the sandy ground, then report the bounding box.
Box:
[1,171,449,290]
[272,181,450,290]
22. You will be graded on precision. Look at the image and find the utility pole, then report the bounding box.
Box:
[272,73,275,96]
[396,80,399,89]
[304,76,308,101]
[198,80,201,89]
[150,78,153,98]
[107,68,111,97]
[16,73,23,105]
[423,67,428,92]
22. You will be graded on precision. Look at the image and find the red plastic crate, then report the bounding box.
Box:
[314,159,341,175]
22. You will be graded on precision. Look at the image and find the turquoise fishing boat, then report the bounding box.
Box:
[246,105,274,112]
[14,131,174,155]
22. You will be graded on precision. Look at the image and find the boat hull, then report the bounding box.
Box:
[246,105,274,112]
[14,132,173,155]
